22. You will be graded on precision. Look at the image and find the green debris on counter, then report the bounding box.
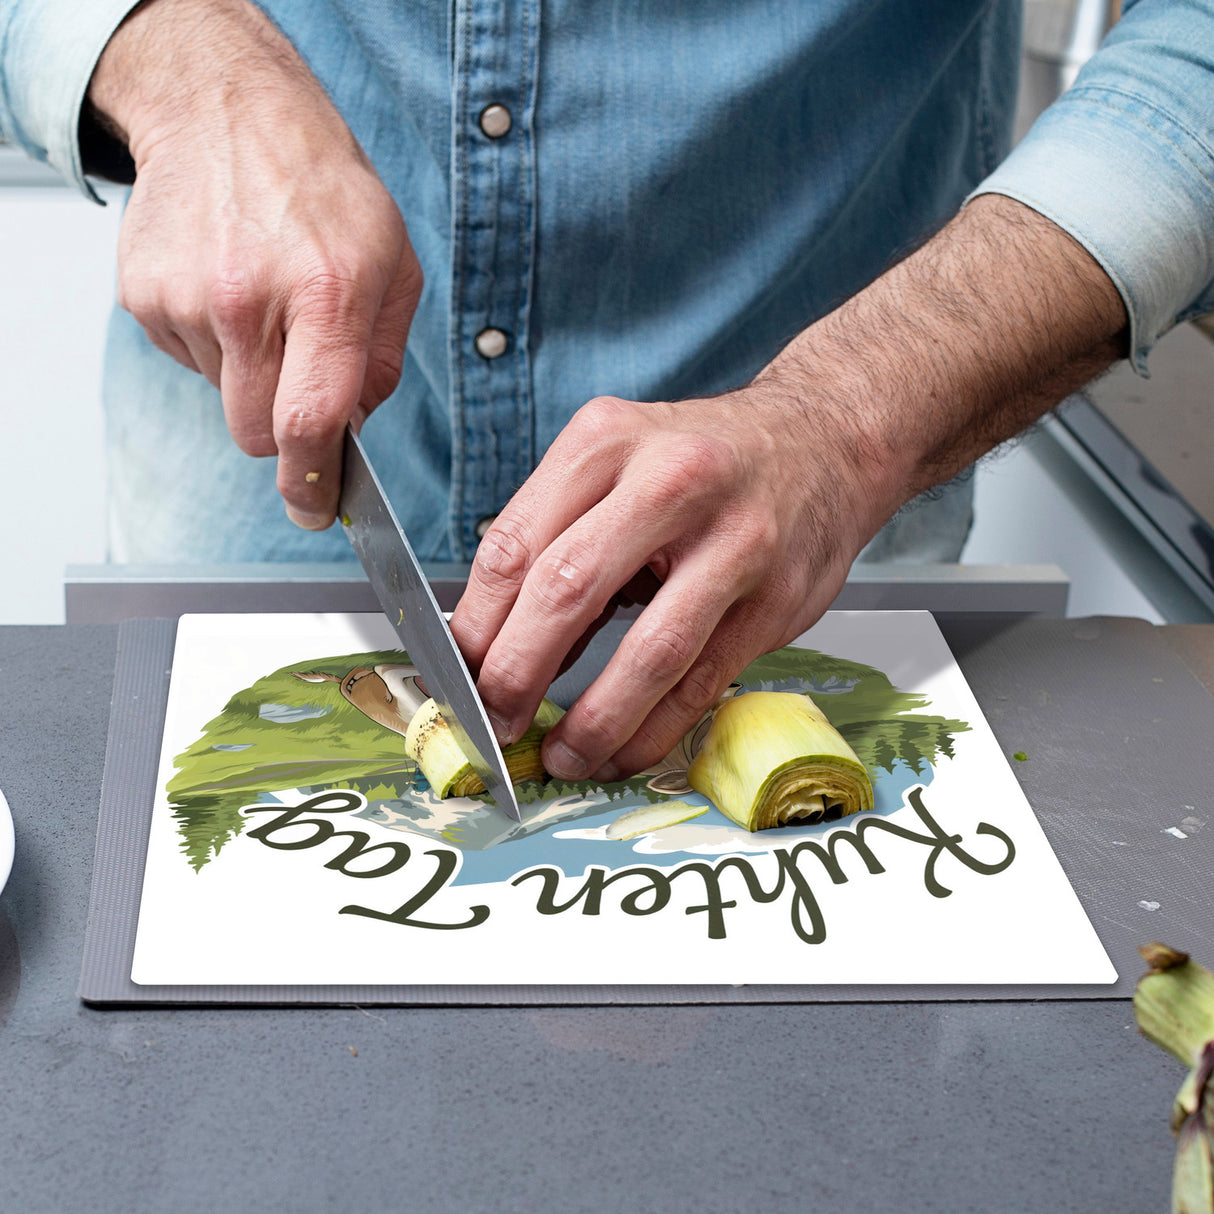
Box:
[1135,944,1214,1213]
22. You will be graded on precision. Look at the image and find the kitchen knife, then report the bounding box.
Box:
[338,426,521,821]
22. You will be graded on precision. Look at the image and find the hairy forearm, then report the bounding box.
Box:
[760,193,1129,522]
[88,0,327,160]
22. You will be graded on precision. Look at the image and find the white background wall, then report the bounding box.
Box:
[0,184,122,623]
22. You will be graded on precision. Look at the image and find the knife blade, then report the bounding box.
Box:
[338,426,521,821]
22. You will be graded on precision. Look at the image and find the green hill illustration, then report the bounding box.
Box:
[167,645,968,871]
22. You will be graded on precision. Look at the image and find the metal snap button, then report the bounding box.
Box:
[475,328,508,359]
[479,104,513,139]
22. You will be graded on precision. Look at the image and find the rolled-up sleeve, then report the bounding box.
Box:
[970,0,1214,373]
[0,0,142,200]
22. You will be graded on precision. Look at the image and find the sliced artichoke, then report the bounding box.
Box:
[405,696,564,798]
[686,690,873,831]
[605,800,709,841]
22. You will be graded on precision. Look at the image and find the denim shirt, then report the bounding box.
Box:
[2,0,1212,563]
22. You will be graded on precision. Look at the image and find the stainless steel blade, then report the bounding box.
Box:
[339,427,520,821]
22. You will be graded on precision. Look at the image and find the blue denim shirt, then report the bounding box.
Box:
[2,0,1212,563]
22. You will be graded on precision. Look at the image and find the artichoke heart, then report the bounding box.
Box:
[405,696,564,798]
[687,690,873,831]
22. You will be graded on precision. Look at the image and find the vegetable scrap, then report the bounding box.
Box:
[1135,944,1214,1213]
[605,800,709,841]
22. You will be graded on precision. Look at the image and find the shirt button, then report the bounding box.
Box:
[475,327,508,359]
[478,104,513,139]
[475,514,498,539]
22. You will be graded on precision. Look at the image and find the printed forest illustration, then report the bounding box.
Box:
[166,643,971,879]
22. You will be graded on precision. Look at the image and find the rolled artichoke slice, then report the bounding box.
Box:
[687,690,873,831]
[405,696,564,798]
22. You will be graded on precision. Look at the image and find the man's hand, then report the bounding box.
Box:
[452,385,893,783]
[451,195,1129,783]
[88,0,422,528]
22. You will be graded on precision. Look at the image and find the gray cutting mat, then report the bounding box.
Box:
[79,613,1214,1005]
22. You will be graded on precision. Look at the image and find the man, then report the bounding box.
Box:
[2,0,1211,785]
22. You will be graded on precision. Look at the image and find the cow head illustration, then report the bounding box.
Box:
[292,663,428,738]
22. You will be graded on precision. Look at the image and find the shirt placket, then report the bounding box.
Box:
[448,0,540,559]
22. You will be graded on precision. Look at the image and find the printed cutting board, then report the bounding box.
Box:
[130,611,1116,986]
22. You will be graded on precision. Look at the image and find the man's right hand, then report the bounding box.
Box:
[88,0,422,529]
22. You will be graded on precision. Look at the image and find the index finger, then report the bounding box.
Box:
[464,465,724,759]
[451,400,635,672]
[272,311,373,529]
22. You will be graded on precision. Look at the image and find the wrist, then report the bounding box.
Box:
[88,0,319,165]
[752,334,912,557]
[759,195,1127,532]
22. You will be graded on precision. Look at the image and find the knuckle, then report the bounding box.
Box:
[290,264,371,333]
[120,272,205,337]
[274,400,345,448]
[668,661,729,722]
[145,328,185,365]
[363,348,405,405]
[116,273,161,326]
[634,436,736,520]
[476,651,533,704]
[621,714,688,776]
[640,468,699,519]
[296,258,363,306]
[206,272,264,334]
[566,696,630,757]
[473,519,533,590]
[528,548,599,616]
[731,509,782,562]
[628,619,696,683]
[662,434,733,487]
[570,395,636,444]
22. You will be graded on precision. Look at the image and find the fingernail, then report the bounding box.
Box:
[488,712,515,747]
[590,760,619,784]
[286,506,332,531]
[545,740,589,781]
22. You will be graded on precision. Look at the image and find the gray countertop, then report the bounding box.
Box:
[2,616,1211,1213]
